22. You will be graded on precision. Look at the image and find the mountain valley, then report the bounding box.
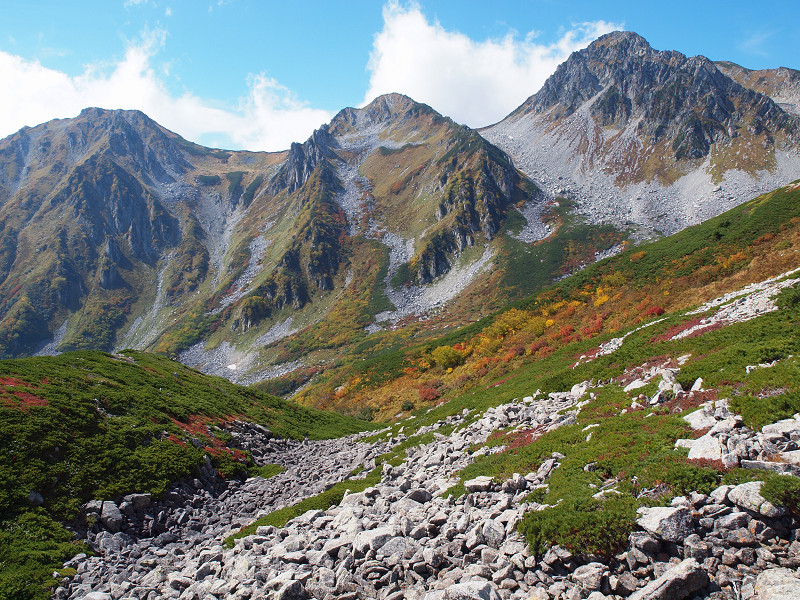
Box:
[3,30,800,600]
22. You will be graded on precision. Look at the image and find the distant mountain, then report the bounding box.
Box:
[0,107,285,358]
[482,31,800,237]
[1,31,799,392]
[715,61,800,116]
[0,96,576,379]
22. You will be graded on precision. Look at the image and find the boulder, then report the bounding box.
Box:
[636,506,692,543]
[755,567,800,600]
[571,562,607,592]
[442,581,502,600]
[686,434,722,460]
[683,408,716,430]
[762,419,800,437]
[623,379,648,393]
[275,580,307,600]
[353,527,394,555]
[26,491,44,506]
[728,481,785,518]
[99,501,124,533]
[628,558,708,600]
[464,476,494,493]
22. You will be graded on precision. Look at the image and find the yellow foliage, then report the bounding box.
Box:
[630,250,646,262]
[593,285,610,306]
[545,319,554,328]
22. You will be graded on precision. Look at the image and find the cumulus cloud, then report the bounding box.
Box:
[0,29,331,151]
[363,2,622,126]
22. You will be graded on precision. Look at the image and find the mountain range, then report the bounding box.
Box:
[5,29,800,600]
[0,30,798,391]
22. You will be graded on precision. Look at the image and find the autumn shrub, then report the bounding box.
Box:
[432,345,465,370]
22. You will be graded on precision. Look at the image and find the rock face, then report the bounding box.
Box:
[483,31,800,238]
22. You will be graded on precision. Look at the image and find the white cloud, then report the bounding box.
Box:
[0,29,331,151]
[363,1,622,126]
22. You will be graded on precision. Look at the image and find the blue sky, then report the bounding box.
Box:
[1,0,798,151]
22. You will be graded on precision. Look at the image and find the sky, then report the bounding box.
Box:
[1,0,799,152]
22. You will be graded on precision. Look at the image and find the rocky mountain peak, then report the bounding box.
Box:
[267,125,339,194]
[329,93,438,135]
[588,30,654,56]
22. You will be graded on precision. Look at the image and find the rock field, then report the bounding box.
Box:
[56,371,800,600]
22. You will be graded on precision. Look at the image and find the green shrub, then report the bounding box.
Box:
[356,406,375,422]
[0,510,88,600]
[761,474,800,515]
[249,464,284,479]
[401,400,414,412]
[518,496,638,558]
[664,462,720,496]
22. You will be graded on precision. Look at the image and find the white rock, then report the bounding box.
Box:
[464,476,494,492]
[624,379,649,393]
[443,581,502,600]
[728,481,785,518]
[683,408,716,430]
[687,434,722,461]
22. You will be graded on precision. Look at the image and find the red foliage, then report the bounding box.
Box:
[644,306,666,317]
[530,340,549,353]
[0,376,48,411]
[650,318,722,343]
[559,325,575,339]
[418,386,441,402]
[167,434,187,447]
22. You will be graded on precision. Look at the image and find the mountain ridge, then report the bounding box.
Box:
[0,31,798,394]
[483,30,800,237]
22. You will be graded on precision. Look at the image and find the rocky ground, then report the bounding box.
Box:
[55,366,800,600]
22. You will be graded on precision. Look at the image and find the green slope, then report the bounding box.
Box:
[0,350,373,600]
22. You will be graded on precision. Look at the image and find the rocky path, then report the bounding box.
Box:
[56,376,800,600]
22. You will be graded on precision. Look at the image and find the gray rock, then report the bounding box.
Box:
[683,408,716,430]
[687,434,723,460]
[636,506,692,543]
[353,527,394,555]
[762,419,800,437]
[755,568,800,600]
[99,501,124,533]
[442,581,502,600]
[276,580,308,600]
[571,562,606,591]
[27,491,44,506]
[464,476,494,493]
[728,481,786,518]
[628,558,708,600]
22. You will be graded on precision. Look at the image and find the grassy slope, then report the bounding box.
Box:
[291,181,800,418]
[231,179,800,557]
[0,350,373,600]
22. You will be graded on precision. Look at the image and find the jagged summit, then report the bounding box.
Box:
[716,61,800,116]
[483,30,800,237]
[329,93,440,135]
